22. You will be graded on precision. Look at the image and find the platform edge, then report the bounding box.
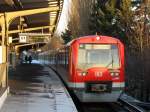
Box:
[0,87,9,110]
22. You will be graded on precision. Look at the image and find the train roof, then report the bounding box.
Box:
[66,35,122,46]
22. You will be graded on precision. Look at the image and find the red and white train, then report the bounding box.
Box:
[39,35,125,102]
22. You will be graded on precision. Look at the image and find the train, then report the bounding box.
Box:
[39,35,125,102]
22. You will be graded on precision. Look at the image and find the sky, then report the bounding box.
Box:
[55,0,70,36]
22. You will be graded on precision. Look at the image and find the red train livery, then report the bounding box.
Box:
[39,35,125,102]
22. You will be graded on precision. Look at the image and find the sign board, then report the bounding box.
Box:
[0,46,6,63]
[0,46,2,63]
[19,35,27,43]
[9,37,12,43]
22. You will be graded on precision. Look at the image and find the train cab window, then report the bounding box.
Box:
[78,44,120,70]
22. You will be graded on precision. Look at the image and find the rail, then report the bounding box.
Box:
[118,97,146,112]
[134,102,150,110]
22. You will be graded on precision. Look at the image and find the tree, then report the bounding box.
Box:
[68,0,94,37]
[89,0,122,38]
[61,29,72,44]
[41,35,63,52]
[117,0,150,101]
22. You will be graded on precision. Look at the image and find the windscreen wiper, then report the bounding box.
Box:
[105,60,113,68]
[105,50,114,68]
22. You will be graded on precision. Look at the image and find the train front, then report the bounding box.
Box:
[69,35,125,102]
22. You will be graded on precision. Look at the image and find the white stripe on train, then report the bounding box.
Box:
[68,82,125,88]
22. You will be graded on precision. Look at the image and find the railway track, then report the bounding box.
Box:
[49,65,149,112]
[81,99,148,112]
[82,99,149,112]
[117,98,146,112]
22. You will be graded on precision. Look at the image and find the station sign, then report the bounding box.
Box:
[19,33,50,43]
[0,46,6,63]
[9,37,12,43]
[19,35,27,43]
[0,46,2,63]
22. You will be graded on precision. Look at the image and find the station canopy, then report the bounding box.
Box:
[0,0,63,35]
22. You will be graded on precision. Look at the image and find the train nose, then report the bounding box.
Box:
[87,67,112,81]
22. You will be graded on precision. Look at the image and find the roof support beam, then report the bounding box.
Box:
[5,6,59,25]
[0,25,55,35]
[0,6,59,45]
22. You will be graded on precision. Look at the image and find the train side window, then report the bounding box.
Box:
[63,52,65,67]
[66,53,68,68]
[64,48,67,68]
[62,53,64,67]
[66,47,69,69]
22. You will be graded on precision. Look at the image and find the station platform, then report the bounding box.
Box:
[0,60,77,112]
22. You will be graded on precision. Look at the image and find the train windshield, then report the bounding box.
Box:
[78,44,120,70]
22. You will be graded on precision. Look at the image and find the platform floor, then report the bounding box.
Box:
[0,60,77,112]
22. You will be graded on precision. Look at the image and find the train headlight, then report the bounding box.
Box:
[82,72,87,76]
[114,72,119,76]
[110,72,115,76]
[78,72,87,76]
[110,72,119,77]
